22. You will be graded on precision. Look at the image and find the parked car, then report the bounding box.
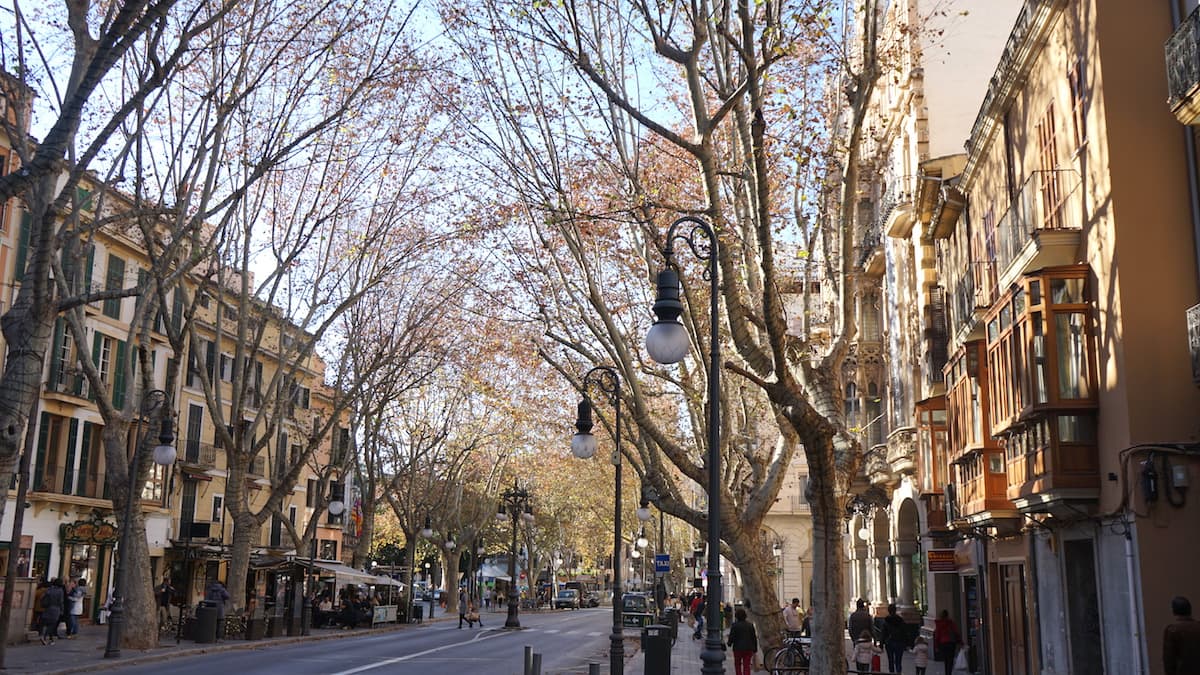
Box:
[584,591,601,608]
[622,592,652,613]
[554,589,581,609]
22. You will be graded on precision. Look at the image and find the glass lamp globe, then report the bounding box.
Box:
[857,527,871,541]
[645,321,690,364]
[636,506,652,522]
[631,549,641,559]
[445,540,456,550]
[328,500,346,516]
[571,433,598,459]
[636,535,648,549]
[152,442,177,466]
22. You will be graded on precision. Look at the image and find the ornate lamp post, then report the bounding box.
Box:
[645,216,724,675]
[637,487,667,611]
[498,482,533,629]
[105,389,177,658]
[570,365,625,675]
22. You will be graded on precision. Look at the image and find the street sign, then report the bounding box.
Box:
[927,548,956,573]
[654,554,670,573]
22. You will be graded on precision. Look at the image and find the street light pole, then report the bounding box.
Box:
[105,390,177,658]
[645,216,723,675]
[571,365,625,675]
[498,482,533,629]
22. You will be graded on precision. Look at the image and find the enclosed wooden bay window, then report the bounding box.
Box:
[984,265,1098,506]
[945,341,1011,520]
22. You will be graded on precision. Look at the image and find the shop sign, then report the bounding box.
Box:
[60,515,119,545]
[927,548,957,573]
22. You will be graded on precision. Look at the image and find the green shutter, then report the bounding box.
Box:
[77,422,91,497]
[112,340,127,409]
[84,245,95,294]
[103,254,124,318]
[14,212,30,282]
[171,288,184,333]
[33,412,49,491]
[63,419,79,495]
[47,319,64,391]
[89,333,101,401]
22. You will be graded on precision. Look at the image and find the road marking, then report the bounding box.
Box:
[543,629,559,634]
[587,631,603,636]
[326,630,509,675]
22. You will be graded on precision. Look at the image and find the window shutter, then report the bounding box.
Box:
[112,340,128,408]
[47,318,65,391]
[14,211,30,282]
[78,422,92,497]
[89,333,101,401]
[103,255,125,318]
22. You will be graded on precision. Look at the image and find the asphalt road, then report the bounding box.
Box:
[105,607,621,675]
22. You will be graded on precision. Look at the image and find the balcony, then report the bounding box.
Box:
[987,169,1082,297]
[950,262,995,345]
[886,427,916,476]
[864,444,894,488]
[181,441,219,468]
[1167,6,1200,125]
[31,465,108,501]
[952,452,1018,529]
[859,194,893,277]
[1005,415,1099,516]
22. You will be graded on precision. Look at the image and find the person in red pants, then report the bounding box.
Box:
[727,607,758,675]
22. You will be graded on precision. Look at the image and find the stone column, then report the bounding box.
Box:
[895,541,917,609]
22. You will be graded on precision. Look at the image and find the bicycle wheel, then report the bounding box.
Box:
[772,645,800,672]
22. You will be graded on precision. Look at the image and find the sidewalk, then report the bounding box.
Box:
[625,628,926,674]
[1,610,455,675]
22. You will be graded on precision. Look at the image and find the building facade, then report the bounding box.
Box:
[843,1,1200,674]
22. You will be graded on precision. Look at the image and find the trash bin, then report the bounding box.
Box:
[194,602,219,644]
[412,604,423,623]
[642,624,672,673]
[662,607,680,639]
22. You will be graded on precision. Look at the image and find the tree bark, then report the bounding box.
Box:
[441,549,463,615]
[102,422,158,649]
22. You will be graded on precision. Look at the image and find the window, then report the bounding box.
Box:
[97,335,113,384]
[103,254,125,319]
[293,385,311,410]
[288,504,297,525]
[219,354,234,382]
[319,540,337,560]
[306,479,317,508]
[1067,57,1088,150]
[212,495,224,523]
[13,211,30,282]
[185,404,204,462]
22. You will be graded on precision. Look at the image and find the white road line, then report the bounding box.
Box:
[543,629,560,634]
[326,630,509,675]
[587,631,603,636]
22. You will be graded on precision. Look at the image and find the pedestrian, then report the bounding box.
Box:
[156,575,175,630]
[783,597,803,634]
[932,609,962,675]
[853,629,881,674]
[882,603,907,673]
[727,607,758,675]
[32,579,47,631]
[691,594,706,639]
[847,598,873,642]
[204,578,230,641]
[39,578,65,645]
[1164,595,1200,675]
[66,578,87,638]
[723,602,733,630]
[459,588,470,628]
[801,607,813,637]
[911,635,930,675]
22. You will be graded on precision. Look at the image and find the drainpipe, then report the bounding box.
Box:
[1123,516,1148,674]
[1172,2,1200,293]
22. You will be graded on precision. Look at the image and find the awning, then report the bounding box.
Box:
[305,561,377,585]
[371,575,404,588]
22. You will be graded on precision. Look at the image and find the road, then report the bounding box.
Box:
[106,607,623,675]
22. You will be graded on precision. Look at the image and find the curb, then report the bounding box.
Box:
[36,616,456,675]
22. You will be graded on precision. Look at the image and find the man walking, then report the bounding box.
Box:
[205,578,230,641]
[691,593,706,640]
[458,588,470,629]
[848,598,873,642]
[1164,596,1200,675]
[156,576,175,630]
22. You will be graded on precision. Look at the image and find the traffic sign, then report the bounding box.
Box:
[654,554,670,573]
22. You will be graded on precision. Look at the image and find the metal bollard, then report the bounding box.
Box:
[525,645,533,675]
[531,652,542,675]
[589,663,600,675]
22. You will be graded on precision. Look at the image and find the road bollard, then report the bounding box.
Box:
[531,652,542,675]
[525,645,533,675]
[589,663,600,675]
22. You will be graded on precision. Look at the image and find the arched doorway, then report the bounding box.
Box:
[895,499,921,615]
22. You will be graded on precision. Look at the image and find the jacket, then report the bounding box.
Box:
[933,617,961,647]
[848,609,873,642]
[1164,617,1200,675]
[727,619,758,652]
[882,613,907,646]
[40,585,65,623]
[853,638,880,664]
[205,582,230,619]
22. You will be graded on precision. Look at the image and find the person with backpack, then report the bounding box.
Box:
[39,578,65,645]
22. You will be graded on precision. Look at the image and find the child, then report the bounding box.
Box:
[912,635,930,675]
[727,607,758,675]
[853,629,881,674]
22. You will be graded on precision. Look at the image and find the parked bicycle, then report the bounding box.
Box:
[769,630,811,673]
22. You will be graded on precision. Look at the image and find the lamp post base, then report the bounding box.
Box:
[610,629,625,675]
[504,590,521,629]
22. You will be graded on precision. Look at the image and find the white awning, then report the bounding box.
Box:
[309,561,376,585]
[371,575,404,588]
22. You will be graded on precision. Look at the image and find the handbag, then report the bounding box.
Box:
[466,611,480,621]
[953,648,968,672]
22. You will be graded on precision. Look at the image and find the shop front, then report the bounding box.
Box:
[59,514,118,622]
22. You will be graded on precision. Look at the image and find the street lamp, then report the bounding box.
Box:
[646,215,724,675]
[498,481,533,629]
[421,515,433,539]
[105,390,176,658]
[638,487,667,611]
[570,365,625,675]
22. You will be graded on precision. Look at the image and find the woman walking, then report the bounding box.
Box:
[726,608,758,675]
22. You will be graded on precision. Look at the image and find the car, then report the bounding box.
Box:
[584,591,601,608]
[621,592,652,613]
[554,589,580,609]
